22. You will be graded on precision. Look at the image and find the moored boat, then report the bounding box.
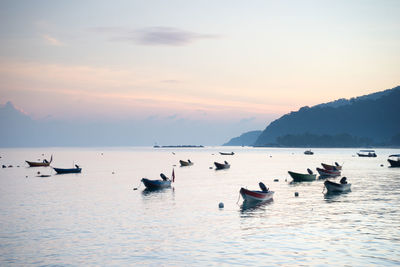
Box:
[26,155,53,167]
[219,152,234,155]
[388,154,400,167]
[179,159,193,166]
[288,169,316,182]
[324,179,351,193]
[141,170,175,190]
[304,150,314,155]
[240,182,274,202]
[214,161,230,170]
[357,150,377,157]
[316,167,341,177]
[53,165,82,174]
[321,162,342,171]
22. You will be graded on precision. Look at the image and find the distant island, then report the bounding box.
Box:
[153,145,204,148]
[224,85,400,147]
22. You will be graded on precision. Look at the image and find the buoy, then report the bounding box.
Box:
[112,172,115,174]
[274,179,279,182]
[219,202,224,208]
[133,188,138,190]
[209,167,213,169]
[380,164,384,167]
[295,192,299,197]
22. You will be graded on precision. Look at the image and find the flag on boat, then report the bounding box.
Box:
[172,168,175,182]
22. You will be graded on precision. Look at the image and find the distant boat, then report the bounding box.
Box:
[240,182,274,202]
[321,162,342,171]
[288,169,316,182]
[324,179,351,193]
[219,152,234,155]
[304,150,314,155]
[141,171,174,190]
[214,161,230,170]
[357,150,377,157]
[53,164,82,174]
[26,155,53,167]
[388,154,400,167]
[179,159,193,167]
[316,167,341,177]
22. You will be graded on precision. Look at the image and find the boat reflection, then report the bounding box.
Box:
[240,199,273,213]
[323,190,351,202]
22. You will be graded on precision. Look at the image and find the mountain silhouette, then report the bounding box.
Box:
[254,85,400,147]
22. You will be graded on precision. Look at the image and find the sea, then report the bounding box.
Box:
[0,146,399,266]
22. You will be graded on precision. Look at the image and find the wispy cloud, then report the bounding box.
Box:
[91,26,219,46]
[42,34,64,46]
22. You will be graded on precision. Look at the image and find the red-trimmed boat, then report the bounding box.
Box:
[316,167,341,177]
[240,182,274,202]
[321,162,342,171]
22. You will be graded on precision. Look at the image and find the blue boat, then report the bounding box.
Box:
[141,178,171,190]
[53,165,82,174]
[141,172,174,190]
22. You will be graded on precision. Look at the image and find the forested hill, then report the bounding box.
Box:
[254,86,400,147]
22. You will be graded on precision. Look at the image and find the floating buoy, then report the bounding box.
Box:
[274,179,279,182]
[219,202,224,209]
[380,164,384,167]
[295,192,299,197]
[112,172,115,174]
[209,167,213,169]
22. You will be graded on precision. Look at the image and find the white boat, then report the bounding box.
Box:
[324,180,351,193]
[357,149,376,157]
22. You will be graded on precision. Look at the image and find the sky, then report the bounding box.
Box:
[0,0,399,145]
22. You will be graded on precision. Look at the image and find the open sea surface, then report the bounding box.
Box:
[0,147,400,266]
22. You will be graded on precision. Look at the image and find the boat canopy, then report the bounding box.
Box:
[389,154,400,157]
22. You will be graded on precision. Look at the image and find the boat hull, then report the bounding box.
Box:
[53,167,82,174]
[179,160,193,167]
[141,178,171,190]
[26,161,51,167]
[288,171,316,182]
[240,188,274,202]
[214,162,230,170]
[324,180,351,193]
[219,152,234,155]
[321,163,342,171]
[316,167,341,177]
[388,159,400,167]
[357,153,376,157]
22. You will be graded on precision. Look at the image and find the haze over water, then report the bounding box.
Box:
[0,147,399,266]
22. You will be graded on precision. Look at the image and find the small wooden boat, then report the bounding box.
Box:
[316,167,341,177]
[304,150,314,155]
[388,154,400,167]
[288,169,316,182]
[141,171,174,190]
[324,179,351,193]
[141,178,171,190]
[26,155,53,167]
[321,162,342,171]
[357,150,377,157]
[53,165,82,174]
[240,182,274,202]
[214,161,230,170]
[179,159,193,166]
[219,152,234,155]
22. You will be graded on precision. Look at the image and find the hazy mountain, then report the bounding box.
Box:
[223,130,262,146]
[254,86,400,147]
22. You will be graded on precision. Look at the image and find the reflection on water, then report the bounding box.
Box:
[0,147,400,266]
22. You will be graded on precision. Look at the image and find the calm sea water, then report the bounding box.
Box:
[0,147,399,266]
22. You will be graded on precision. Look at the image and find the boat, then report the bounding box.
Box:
[357,150,377,157]
[388,154,400,167]
[240,182,274,202]
[219,152,234,155]
[141,171,174,190]
[179,159,193,166]
[304,150,314,155]
[214,161,230,170]
[53,165,82,174]
[316,167,341,177]
[321,162,342,171]
[324,179,351,193]
[288,169,316,182]
[26,155,53,167]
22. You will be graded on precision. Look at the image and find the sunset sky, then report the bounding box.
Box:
[0,0,399,144]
